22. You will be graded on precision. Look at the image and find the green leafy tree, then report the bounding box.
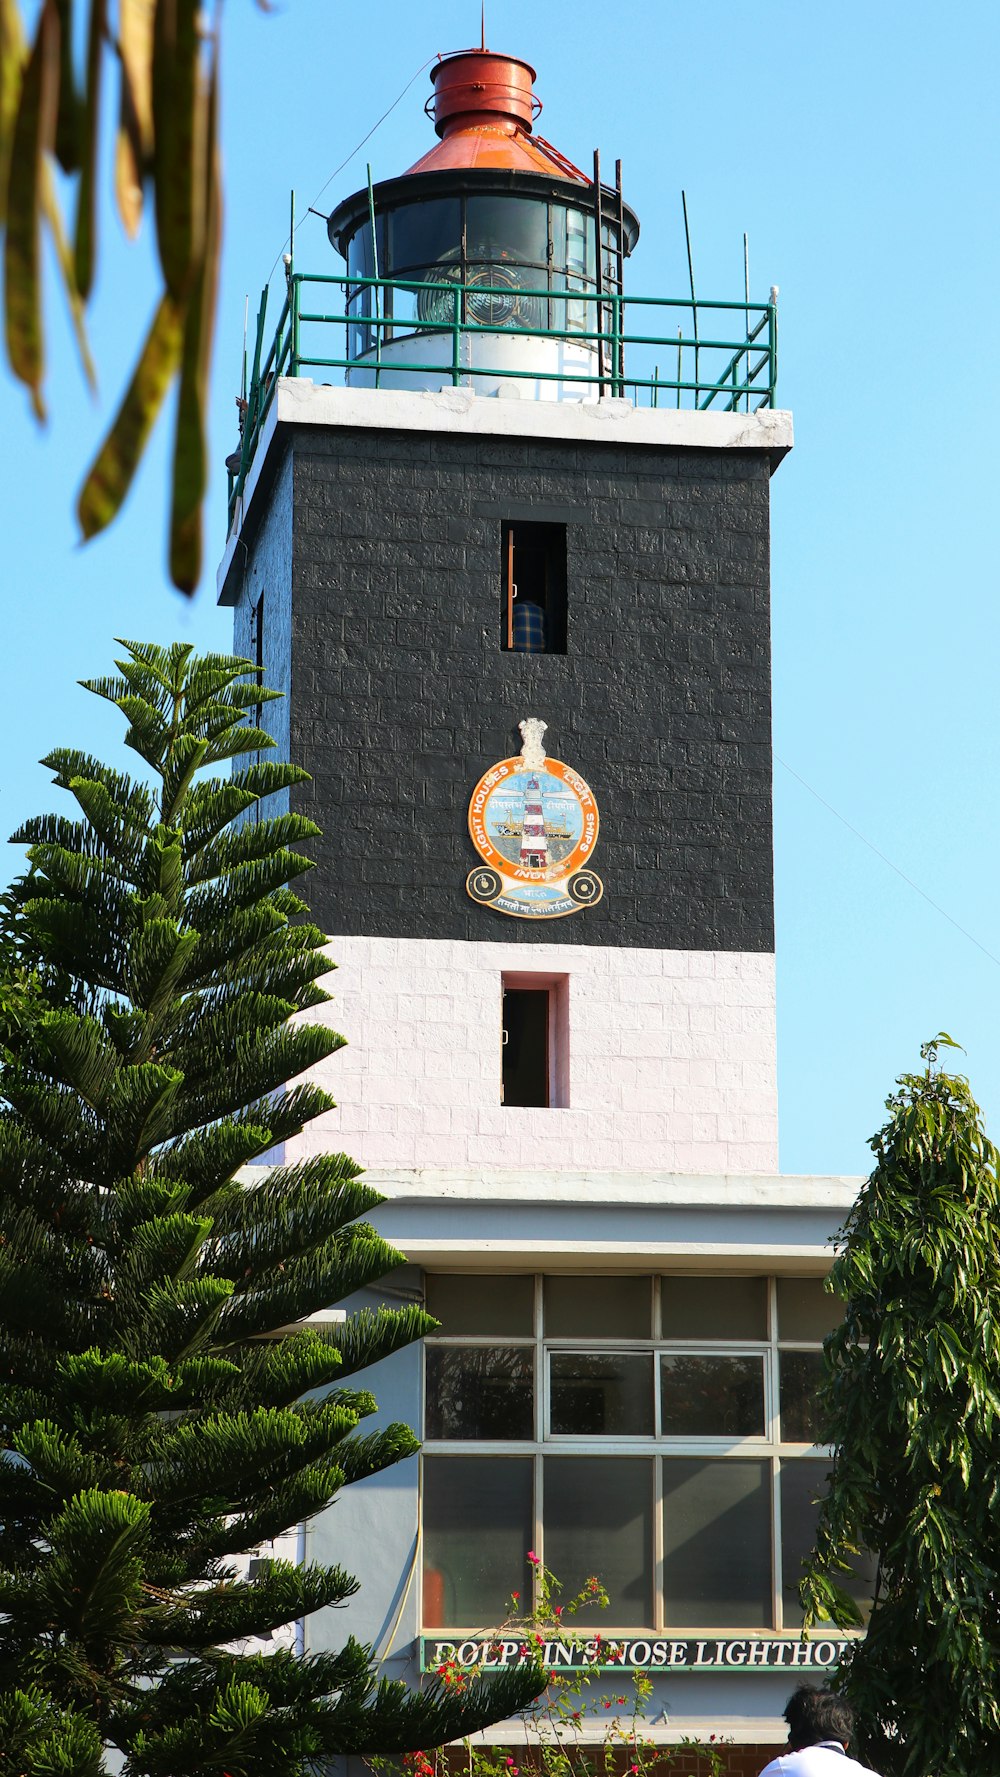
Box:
[0,641,542,1777]
[801,1035,1000,1777]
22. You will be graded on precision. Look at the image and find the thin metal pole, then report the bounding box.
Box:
[593,149,605,394]
[615,158,625,393]
[743,231,750,412]
[367,161,381,386]
[682,190,698,403]
[288,190,298,375]
[676,327,682,409]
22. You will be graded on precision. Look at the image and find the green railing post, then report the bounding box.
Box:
[290,276,300,378]
[228,270,782,515]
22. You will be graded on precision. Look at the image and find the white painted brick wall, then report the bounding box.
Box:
[289,937,777,1175]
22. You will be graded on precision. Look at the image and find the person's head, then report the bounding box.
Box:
[783,1686,854,1752]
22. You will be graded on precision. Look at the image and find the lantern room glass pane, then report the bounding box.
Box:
[544,1276,651,1340]
[423,1456,532,1628]
[550,1352,654,1436]
[426,1346,534,1440]
[663,1457,772,1627]
[426,1273,534,1337]
[661,1275,767,1342]
[561,205,595,279]
[466,195,549,267]
[660,1354,766,1437]
[388,198,461,274]
[543,1457,653,1626]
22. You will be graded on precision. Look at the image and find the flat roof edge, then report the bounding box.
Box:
[272,378,793,456]
[217,379,793,601]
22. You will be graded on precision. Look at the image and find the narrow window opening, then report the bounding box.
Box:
[250,590,265,736]
[501,976,569,1107]
[502,521,567,654]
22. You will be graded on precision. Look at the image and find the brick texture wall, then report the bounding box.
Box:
[293,933,777,1173]
[283,426,774,954]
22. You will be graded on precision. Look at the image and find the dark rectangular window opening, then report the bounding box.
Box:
[502,987,549,1107]
[250,590,265,735]
[501,976,569,1108]
[502,521,567,654]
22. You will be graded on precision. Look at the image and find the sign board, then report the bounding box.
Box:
[466,717,602,921]
[420,1636,851,1674]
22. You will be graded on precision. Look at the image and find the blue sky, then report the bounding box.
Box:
[4,0,998,1177]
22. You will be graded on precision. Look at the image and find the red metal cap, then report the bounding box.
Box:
[430,49,537,137]
[403,47,589,182]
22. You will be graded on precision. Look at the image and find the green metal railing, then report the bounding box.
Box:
[227,272,778,525]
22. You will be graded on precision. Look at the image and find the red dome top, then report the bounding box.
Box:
[403,47,589,183]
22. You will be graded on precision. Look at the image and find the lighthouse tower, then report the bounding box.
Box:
[220,40,864,1773]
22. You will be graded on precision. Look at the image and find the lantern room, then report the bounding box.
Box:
[326,47,640,399]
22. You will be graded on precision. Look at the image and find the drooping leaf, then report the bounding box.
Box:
[116,0,155,237]
[76,290,184,539]
[4,0,59,420]
[73,0,105,299]
[41,156,97,389]
[151,0,201,300]
[169,36,219,594]
[0,0,28,226]
[52,0,81,171]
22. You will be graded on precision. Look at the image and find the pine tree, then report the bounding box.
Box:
[0,642,543,1777]
[801,1036,1000,1777]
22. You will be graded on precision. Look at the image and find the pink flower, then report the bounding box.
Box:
[527,1550,540,1565]
[511,1591,520,1602]
[554,1604,563,1616]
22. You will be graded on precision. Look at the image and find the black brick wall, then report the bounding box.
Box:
[286,425,774,951]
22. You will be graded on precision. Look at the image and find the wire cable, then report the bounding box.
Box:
[260,53,439,289]
[775,752,1000,970]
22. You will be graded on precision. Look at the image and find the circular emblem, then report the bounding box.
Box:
[568,869,603,906]
[466,866,503,904]
[466,731,602,920]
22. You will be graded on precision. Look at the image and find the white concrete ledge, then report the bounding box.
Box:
[273,378,793,455]
[364,1168,863,1211]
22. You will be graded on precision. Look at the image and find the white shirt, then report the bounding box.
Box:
[759,1745,881,1777]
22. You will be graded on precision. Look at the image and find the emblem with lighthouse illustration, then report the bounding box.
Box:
[466,718,603,920]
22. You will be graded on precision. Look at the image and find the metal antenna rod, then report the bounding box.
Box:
[743,232,750,412]
[682,190,698,402]
[240,295,249,402]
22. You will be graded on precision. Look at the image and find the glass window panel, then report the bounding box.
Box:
[463,264,545,331]
[660,1275,767,1341]
[425,1346,534,1441]
[660,1354,765,1437]
[544,1276,651,1340]
[423,1456,531,1628]
[562,206,595,279]
[550,1352,653,1436]
[388,198,461,274]
[548,204,566,269]
[779,1351,827,1444]
[466,195,548,266]
[426,1274,534,1337]
[543,1457,652,1627]
[776,1277,844,1342]
[779,1459,875,1629]
[663,1457,771,1628]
